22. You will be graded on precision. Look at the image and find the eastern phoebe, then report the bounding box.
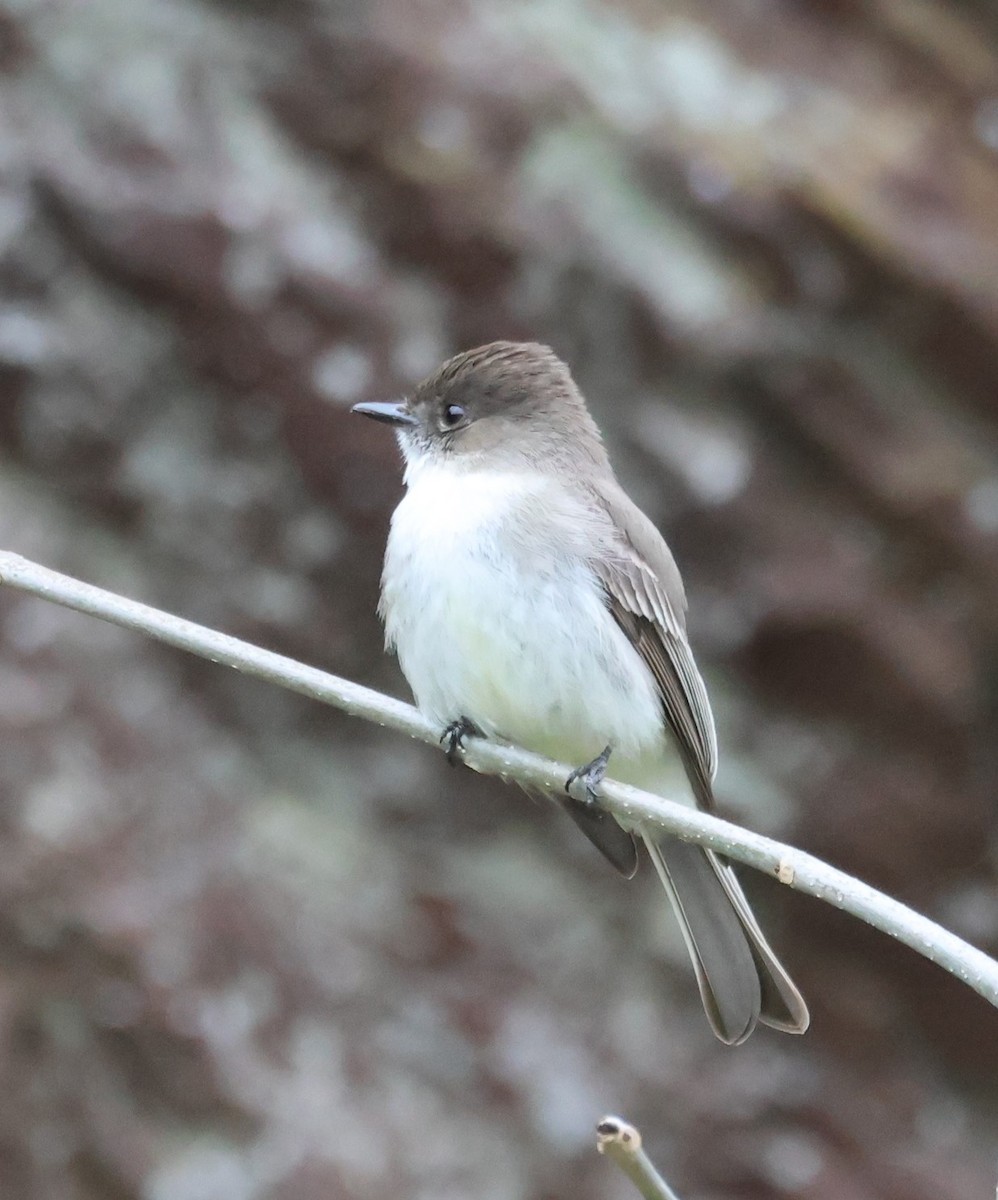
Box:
[353,342,808,1044]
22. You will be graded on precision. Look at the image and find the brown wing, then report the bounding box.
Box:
[591,482,718,811]
[589,485,808,1040]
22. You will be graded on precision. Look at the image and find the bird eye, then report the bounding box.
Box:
[442,404,465,426]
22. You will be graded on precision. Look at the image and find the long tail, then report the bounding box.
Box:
[641,826,809,1044]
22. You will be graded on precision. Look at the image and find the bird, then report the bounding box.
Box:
[352,341,808,1044]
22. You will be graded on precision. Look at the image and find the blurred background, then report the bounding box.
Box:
[0,0,997,1197]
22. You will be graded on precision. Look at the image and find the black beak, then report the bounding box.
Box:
[350,401,417,427]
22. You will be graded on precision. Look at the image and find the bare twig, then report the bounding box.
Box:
[596,1116,681,1200]
[1,550,997,1009]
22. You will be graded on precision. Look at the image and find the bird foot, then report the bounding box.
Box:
[565,744,613,805]
[440,716,482,767]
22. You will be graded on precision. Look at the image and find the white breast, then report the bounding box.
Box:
[379,460,667,768]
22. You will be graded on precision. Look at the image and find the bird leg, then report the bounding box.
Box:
[565,744,613,805]
[562,745,637,875]
[440,716,482,767]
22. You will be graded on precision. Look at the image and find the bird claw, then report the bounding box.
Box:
[440,716,481,767]
[565,744,613,805]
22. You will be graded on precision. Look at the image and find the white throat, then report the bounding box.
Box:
[396,452,542,543]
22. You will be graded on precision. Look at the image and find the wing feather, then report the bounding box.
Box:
[590,484,718,810]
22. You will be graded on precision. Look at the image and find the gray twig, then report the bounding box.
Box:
[596,1116,681,1200]
[1,550,997,1009]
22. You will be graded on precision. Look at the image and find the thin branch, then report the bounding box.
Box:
[2,551,997,1010]
[596,1116,681,1200]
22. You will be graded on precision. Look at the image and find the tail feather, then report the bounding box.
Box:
[640,826,809,1043]
[561,793,639,877]
[712,857,810,1034]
